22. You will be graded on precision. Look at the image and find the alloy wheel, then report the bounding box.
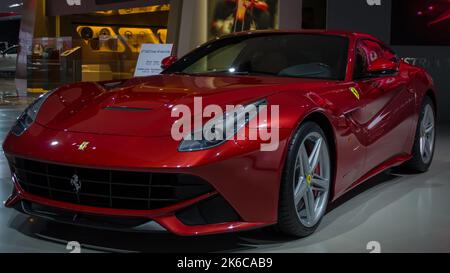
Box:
[420,104,435,164]
[293,132,331,228]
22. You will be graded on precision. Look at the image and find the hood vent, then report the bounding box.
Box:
[104,106,152,112]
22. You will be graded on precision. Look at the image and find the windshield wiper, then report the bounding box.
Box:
[238,71,278,76]
[171,71,193,75]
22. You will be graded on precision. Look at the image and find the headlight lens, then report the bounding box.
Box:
[179,99,267,152]
[11,91,53,136]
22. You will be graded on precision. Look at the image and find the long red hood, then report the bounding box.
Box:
[36,74,332,137]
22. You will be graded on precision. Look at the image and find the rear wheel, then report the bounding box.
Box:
[277,122,331,237]
[400,96,436,173]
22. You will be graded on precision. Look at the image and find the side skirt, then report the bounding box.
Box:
[332,154,412,202]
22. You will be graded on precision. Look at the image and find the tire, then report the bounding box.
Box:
[277,121,332,237]
[400,96,436,173]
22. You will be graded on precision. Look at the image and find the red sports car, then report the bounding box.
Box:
[4,31,436,237]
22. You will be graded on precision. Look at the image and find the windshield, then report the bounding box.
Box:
[164,34,349,80]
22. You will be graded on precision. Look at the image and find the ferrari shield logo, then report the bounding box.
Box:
[78,141,90,151]
[349,87,361,100]
[70,174,82,193]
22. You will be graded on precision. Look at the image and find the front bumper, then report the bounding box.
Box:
[5,178,268,236]
[3,123,291,235]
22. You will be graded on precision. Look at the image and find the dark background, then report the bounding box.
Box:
[0,19,20,46]
[327,0,450,124]
[391,0,450,46]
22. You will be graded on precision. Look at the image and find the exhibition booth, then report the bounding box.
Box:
[22,0,171,92]
[15,0,327,94]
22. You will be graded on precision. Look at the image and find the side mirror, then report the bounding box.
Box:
[367,59,399,74]
[161,55,178,70]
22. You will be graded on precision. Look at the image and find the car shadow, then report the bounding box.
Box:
[8,164,445,253]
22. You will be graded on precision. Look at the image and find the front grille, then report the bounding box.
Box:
[10,157,213,210]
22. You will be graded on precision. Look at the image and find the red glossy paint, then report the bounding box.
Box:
[3,31,436,236]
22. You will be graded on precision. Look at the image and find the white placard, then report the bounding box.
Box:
[134,44,174,77]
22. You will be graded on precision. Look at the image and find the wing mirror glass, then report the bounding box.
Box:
[161,55,178,70]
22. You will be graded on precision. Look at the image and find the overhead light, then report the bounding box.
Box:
[9,3,23,8]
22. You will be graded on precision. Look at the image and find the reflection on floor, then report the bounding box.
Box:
[0,79,17,95]
[0,79,38,106]
[1,100,450,253]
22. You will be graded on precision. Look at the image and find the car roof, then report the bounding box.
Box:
[218,29,381,42]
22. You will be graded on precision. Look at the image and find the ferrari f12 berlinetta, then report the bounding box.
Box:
[4,31,436,237]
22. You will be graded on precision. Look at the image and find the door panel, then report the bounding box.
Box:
[356,74,414,174]
[322,83,367,197]
[349,39,415,181]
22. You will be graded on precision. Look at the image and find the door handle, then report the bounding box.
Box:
[371,82,382,89]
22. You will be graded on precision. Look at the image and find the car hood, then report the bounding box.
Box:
[36,74,329,137]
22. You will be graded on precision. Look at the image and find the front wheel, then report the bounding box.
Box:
[400,96,436,173]
[277,122,332,237]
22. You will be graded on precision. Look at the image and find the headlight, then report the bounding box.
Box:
[179,99,267,152]
[11,91,53,136]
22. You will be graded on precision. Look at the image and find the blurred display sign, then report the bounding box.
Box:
[134,44,173,77]
[46,0,169,16]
